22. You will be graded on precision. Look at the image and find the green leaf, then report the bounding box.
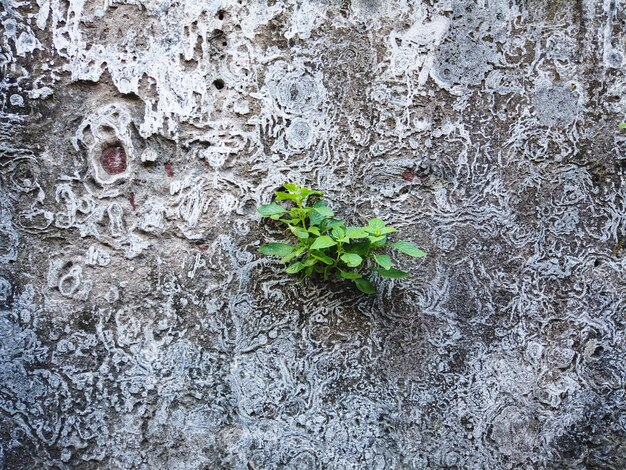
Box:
[259,243,295,257]
[345,241,371,257]
[310,236,337,250]
[368,218,385,229]
[368,235,387,247]
[257,203,287,217]
[311,251,334,265]
[283,183,299,193]
[619,122,626,129]
[313,205,334,218]
[285,262,306,274]
[309,200,329,226]
[374,254,392,270]
[338,271,362,280]
[340,253,363,267]
[331,225,346,239]
[364,218,397,236]
[308,227,321,236]
[280,246,305,263]
[300,188,323,199]
[302,256,317,267]
[345,227,369,239]
[376,268,409,279]
[290,226,309,239]
[365,218,386,235]
[275,191,299,202]
[391,240,426,257]
[322,219,343,231]
[355,278,376,294]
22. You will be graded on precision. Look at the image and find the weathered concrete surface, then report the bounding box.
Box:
[1,0,626,468]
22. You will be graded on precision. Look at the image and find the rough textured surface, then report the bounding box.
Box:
[1,0,626,468]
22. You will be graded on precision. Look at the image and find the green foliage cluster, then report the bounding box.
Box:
[257,183,426,294]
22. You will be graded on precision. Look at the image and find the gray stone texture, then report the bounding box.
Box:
[1,0,626,468]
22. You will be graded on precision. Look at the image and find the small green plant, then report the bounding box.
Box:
[257,183,426,294]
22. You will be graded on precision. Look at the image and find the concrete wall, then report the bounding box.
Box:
[1,0,625,468]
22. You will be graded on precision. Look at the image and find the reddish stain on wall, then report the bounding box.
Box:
[164,162,174,177]
[100,146,127,175]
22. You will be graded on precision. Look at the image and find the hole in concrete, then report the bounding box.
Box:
[209,29,224,42]
[592,346,604,357]
[213,79,225,90]
[100,125,116,136]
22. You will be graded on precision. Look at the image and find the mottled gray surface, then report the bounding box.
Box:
[1,0,626,468]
